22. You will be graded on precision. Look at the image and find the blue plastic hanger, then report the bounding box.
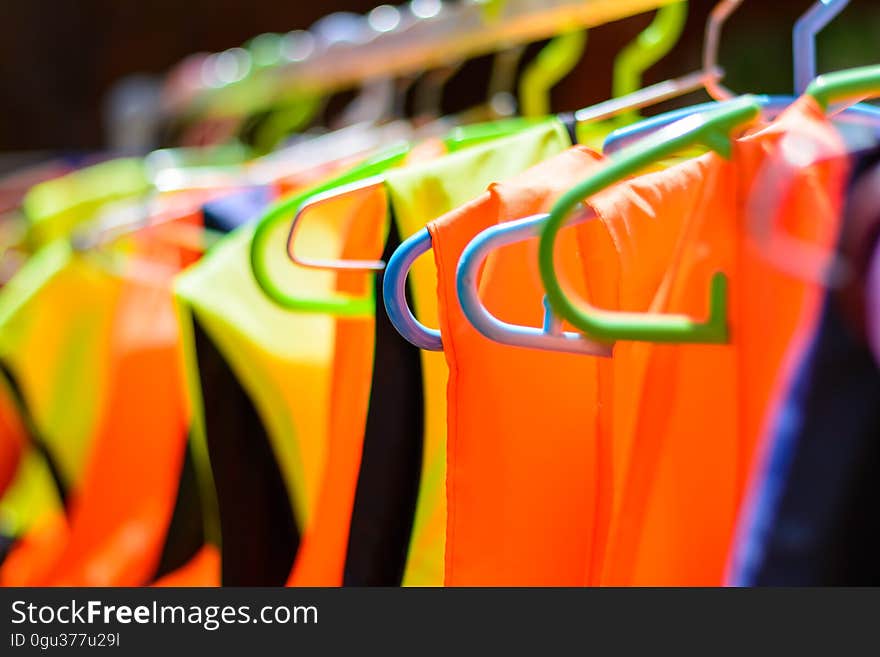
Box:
[603,0,878,153]
[460,65,880,354]
[383,4,702,350]
[383,228,442,351]
[793,0,851,94]
[606,95,880,152]
[605,95,880,153]
[455,213,612,356]
[456,97,759,352]
[384,216,614,355]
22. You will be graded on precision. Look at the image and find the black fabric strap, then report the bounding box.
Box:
[151,440,206,581]
[342,214,425,586]
[0,362,68,509]
[192,315,300,586]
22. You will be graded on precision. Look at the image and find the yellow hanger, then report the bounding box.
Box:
[518,2,688,119]
[613,1,688,124]
[519,30,588,118]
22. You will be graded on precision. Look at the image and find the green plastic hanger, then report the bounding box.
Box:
[807,63,880,111]
[613,1,688,125]
[519,2,688,121]
[249,113,561,316]
[538,64,880,345]
[538,95,762,344]
[487,0,588,120]
[249,1,691,314]
[248,142,410,316]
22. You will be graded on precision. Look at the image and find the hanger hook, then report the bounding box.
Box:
[613,1,689,124]
[793,0,851,95]
[519,30,588,118]
[455,214,613,356]
[702,0,745,101]
[539,98,763,344]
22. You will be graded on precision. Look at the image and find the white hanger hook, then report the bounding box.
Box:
[793,0,851,94]
[702,0,745,101]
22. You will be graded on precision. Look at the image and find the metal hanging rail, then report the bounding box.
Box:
[169,0,676,118]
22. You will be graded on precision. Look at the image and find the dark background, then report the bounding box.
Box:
[1,0,878,152]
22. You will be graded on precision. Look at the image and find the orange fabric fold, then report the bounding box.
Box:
[429,146,606,585]
[575,97,847,585]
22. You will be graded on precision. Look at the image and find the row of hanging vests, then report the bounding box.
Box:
[0,0,878,586]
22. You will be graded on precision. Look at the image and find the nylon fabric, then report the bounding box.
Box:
[384,121,573,585]
[574,96,847,585]
[427,146,604,585]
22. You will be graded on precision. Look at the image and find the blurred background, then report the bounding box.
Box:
[1,0,879,158]
[0,0,878,590]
